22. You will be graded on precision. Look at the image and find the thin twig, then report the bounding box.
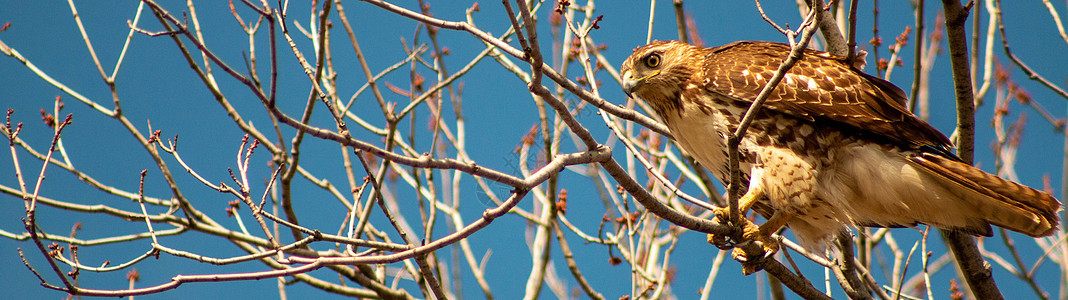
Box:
[993,0,1068,101]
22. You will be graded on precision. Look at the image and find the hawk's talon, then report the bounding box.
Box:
[706,232,732,250]
[732,245,770,275]
[712,207,731,222]
[711,219,779,275]
[707,206,783,275]
[742,221,780,255]
[706,207,735,249]
[731,238,778,275]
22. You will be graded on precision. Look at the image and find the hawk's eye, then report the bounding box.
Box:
[644,53,662,68]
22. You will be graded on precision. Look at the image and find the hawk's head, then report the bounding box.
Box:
[620,41,706,116]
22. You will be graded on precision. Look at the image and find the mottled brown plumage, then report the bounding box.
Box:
[620,41,1060,256]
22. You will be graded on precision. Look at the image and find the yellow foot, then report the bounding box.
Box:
[707,189,766,251]
[731,222,780,275]
[706,207,734,250]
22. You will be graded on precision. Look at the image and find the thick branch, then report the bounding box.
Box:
[941,1,1004,299]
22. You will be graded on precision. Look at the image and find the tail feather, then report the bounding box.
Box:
[908,153,1061,237]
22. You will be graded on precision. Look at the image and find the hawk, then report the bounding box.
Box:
[620,41,1060,268]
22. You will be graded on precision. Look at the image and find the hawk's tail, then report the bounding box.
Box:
[909,153,1061,237]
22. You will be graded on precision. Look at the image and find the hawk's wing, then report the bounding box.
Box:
[700,41,953,151]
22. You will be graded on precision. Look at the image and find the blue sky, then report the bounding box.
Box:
[2,1,1066,299]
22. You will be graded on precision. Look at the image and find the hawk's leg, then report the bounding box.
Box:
[732,211,793,274]
[706,188,763,249]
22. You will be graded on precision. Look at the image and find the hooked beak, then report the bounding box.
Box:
[621,70,640,98]
[621,69,657,99]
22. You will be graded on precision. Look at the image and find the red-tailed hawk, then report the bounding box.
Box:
[620,41,1060,268]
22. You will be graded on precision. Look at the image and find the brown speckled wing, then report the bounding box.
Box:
[700,41,952,150]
